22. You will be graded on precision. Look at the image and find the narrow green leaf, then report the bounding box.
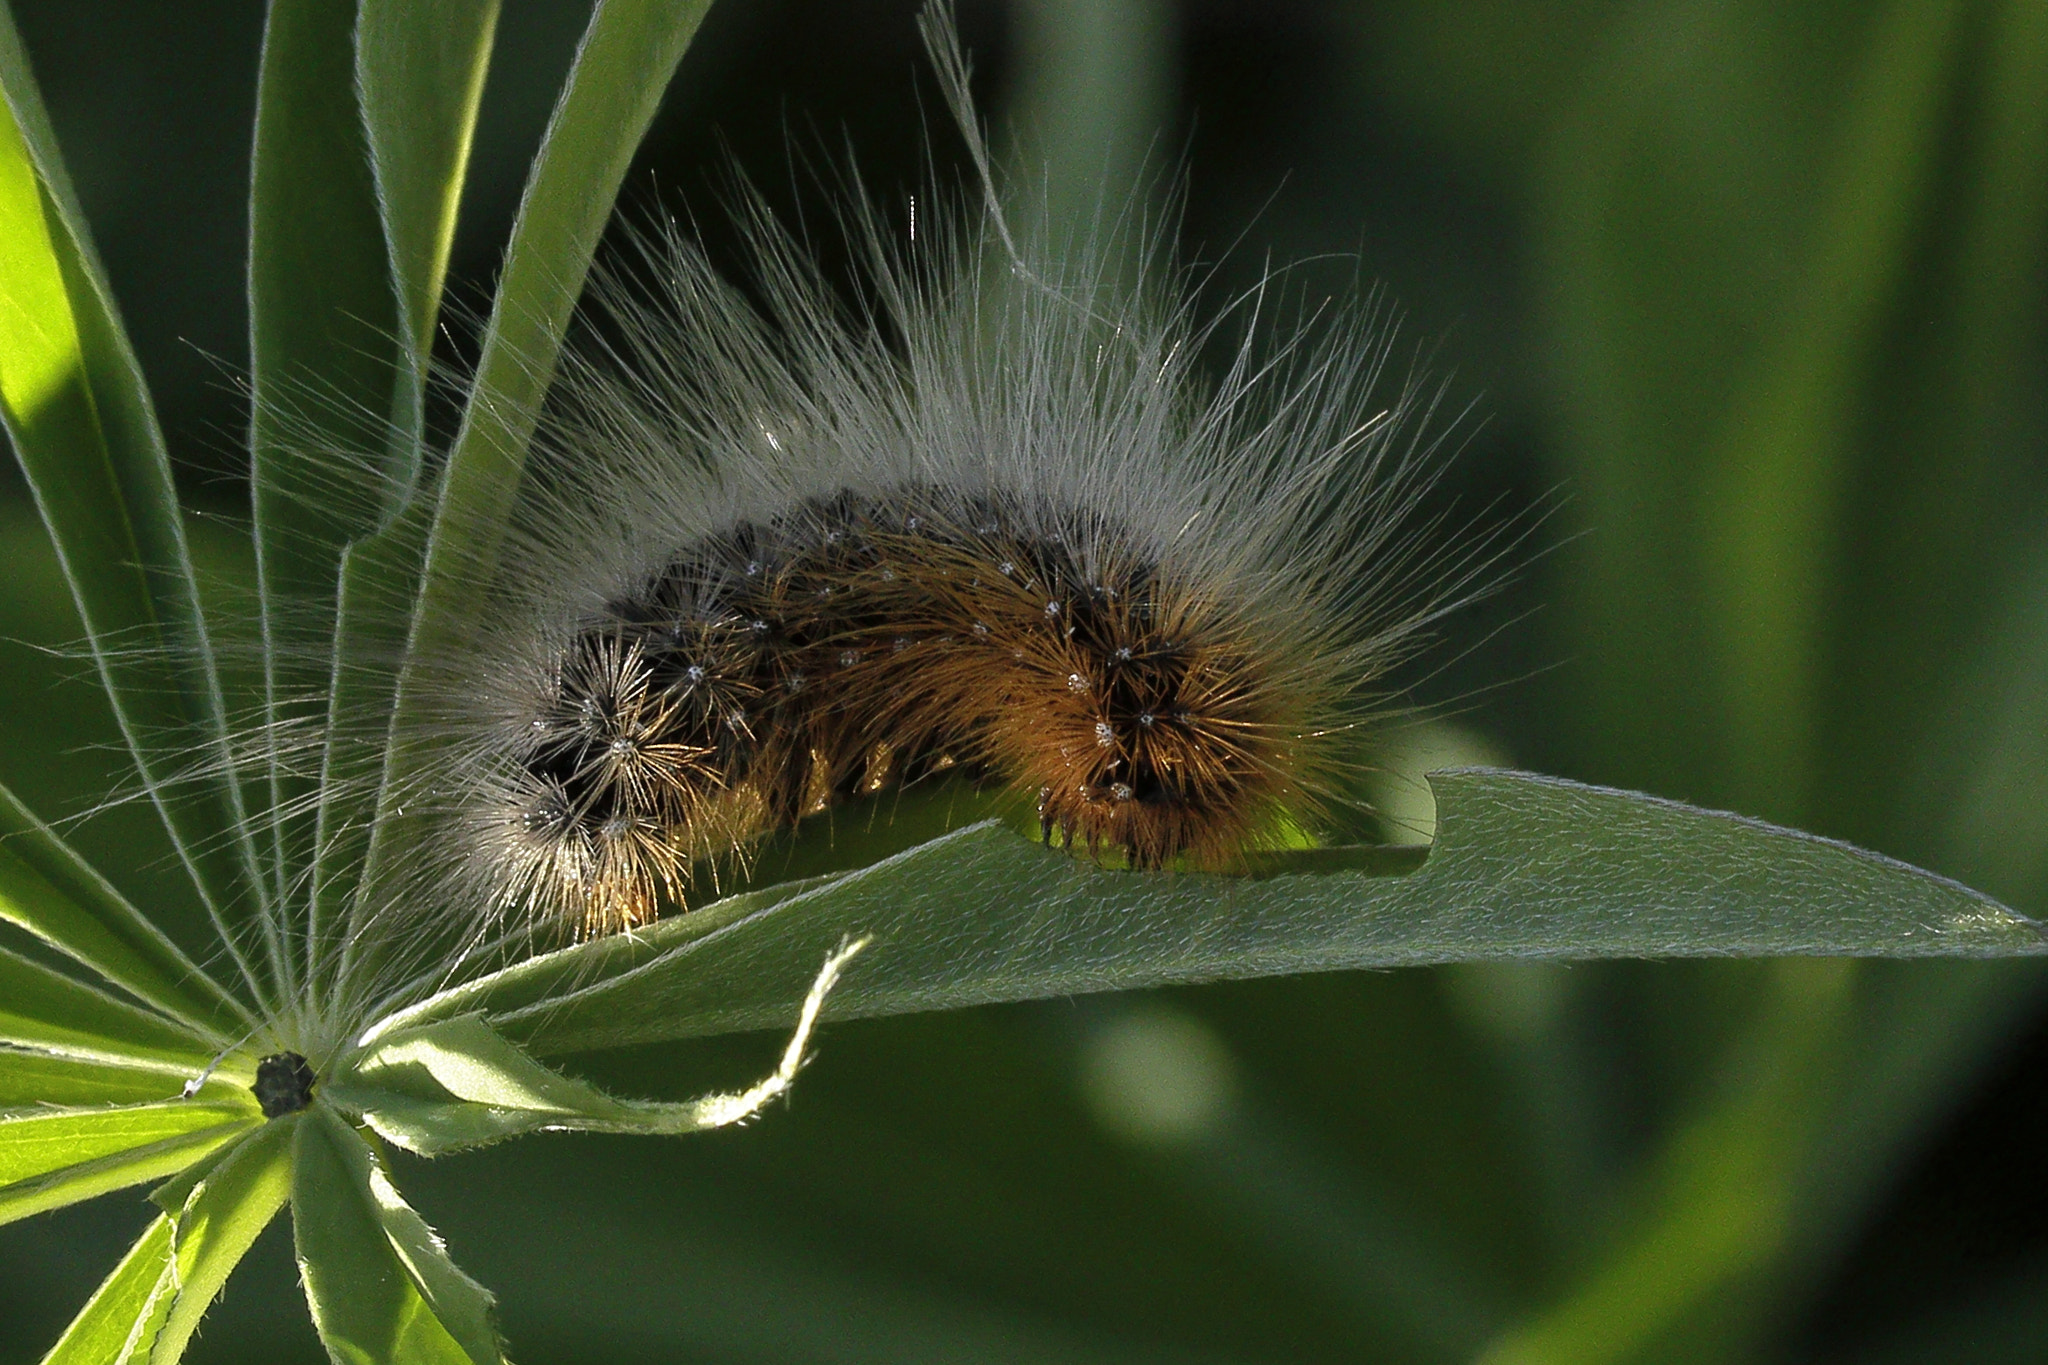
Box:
[0,6,261,1000]
[150,1117,297,1365]
[355,870,843,1035]
[310,0,499,994]
[1812,0,2048,849]
[0,1100,257,1228]
[1932,0,2048,907]
[0,1101,250,1185]
[368,771,2043,1058]
[146,1115,254,1217]
[328,1013,641,1151]
[1004,0,1174,269]
[247,0,410,563]
[0,1049,239,1109]
[335,940,858,1154]
[0,779,248,1039]
[1775,961,2048,1328]
[294,1106,502,1364]
[246,0,409,997]
[409,0,716,622]
[38,1213,177,1365]
[0,945,213,1072]
[356,0,499,369]
[309,498,434,1000]
[357,0,718,997]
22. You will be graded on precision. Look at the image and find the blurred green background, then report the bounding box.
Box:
[3,0,2047,1360]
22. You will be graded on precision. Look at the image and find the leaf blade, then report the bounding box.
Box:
[293,1106,502,1365]
[1694,0,1972,811]
[38,1212,177,1365]
[0,1049,239,1109]
[337,942,858,1154]
[0,1101,257,1228]
[355,0,718,1002]
[149,1118,297,1365]
[409,0,718,619]
[312,0,499,1003]
[0,2,261,995]
[368,771,2042,1057]
[246,0,412,1000]
[0,944,215,1071]
[356,0,500,370]
[1473,961,1857,1365]
[0,779,248,1038]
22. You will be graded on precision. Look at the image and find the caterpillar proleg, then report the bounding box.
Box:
[421,5,1499,940]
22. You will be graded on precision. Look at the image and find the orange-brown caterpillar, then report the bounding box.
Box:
[430,10,1492,939]
[488,487,1341,934]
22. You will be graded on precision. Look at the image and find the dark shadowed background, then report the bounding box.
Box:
[3,1,2045,1361]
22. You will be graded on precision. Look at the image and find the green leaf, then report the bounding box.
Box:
[310,0,499,993]
[355,869,845,1034]
[0,1099,257,1228]
[358,0,718,996]
[370,770,2045,1058]
[0,1048,240,1109]
[0,5,261,1000]
[1815,0,2048,851]
[246,0,410,998]
[247,0,411,560]
[0,779,248,1039]
[38,1212,176,1365]
[293,1106,502,1364]
[356,0,500,371]
[1534,0,1981,827]
[33,1120,292,1365]
[150,1117,298,1365]
[1769,960,2048,1337]
[327,1013,638,1151]
[310,498,435,1001]
[410,0,717,615]
[0,945,214,1071]
[1931,0,2048,909]
[333,940,858,1154]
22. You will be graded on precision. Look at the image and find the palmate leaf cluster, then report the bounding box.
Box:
[0,2,2042,1362]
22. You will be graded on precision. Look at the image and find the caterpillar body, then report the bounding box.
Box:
[431,10,1489,940]
[489,484,1334,934]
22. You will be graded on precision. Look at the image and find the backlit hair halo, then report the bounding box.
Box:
[385,4,1494,944]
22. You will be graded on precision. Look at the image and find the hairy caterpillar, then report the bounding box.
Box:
[421,8,1495,940]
